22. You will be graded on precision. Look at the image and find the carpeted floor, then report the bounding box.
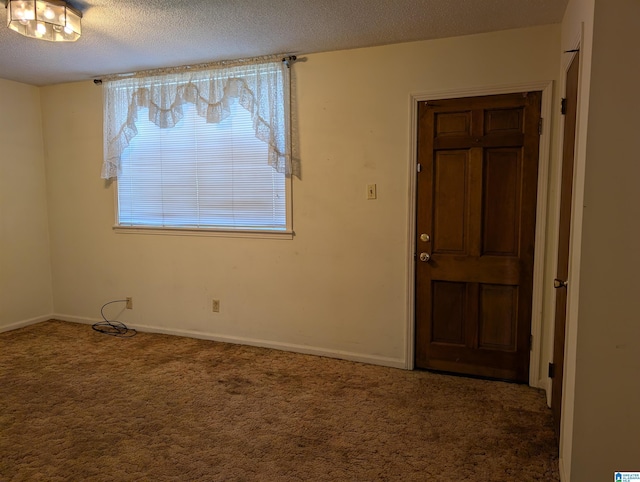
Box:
[0,320,559,481]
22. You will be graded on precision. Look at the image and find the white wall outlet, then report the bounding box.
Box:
[367,183,377,200]
[212,299,220,312]
[126,297,133,309]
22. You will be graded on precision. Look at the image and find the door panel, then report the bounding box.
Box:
[431,281,466,345]
[478,284,518,351]
[482,149,522,256]
[433,151,468,253]
[436,111,472,137]
[415,92,542,383]
[484,108,523,135]
[552,52,580,436]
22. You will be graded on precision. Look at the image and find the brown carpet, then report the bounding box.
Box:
[0,320,559,481]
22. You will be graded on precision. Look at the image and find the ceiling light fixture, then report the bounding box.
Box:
[6,0,81,42]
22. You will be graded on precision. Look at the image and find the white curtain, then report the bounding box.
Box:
[102,57,290,179]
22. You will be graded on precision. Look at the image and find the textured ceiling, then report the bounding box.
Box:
[0,0,568,86]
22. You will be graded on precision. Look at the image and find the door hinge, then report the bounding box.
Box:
[548,362,556,378]
[417,163,422,173]
[538,118,543,135]
[561,98,567,115]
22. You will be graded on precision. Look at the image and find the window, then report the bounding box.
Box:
[102,58,291,235]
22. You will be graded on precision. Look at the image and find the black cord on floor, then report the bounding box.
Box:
[92,300,137,338]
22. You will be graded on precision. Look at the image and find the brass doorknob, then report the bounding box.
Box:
[419,253,431,262]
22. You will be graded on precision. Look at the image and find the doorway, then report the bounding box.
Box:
[414,92,542,383]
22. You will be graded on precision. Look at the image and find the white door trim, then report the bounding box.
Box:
[405,81,554,389]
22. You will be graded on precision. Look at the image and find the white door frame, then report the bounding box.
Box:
[405,81,554,388]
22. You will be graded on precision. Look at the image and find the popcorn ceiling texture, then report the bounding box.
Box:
[0,0,568,86]
[0,320,559,481]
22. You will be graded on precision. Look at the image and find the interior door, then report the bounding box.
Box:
[551,52,580,436]
[415,92,542,383]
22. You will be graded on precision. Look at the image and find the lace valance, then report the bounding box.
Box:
[102,58,290,179]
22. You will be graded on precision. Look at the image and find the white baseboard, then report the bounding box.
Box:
[53,314,407,370]
[0,314,54,333]
[53,313,103,325]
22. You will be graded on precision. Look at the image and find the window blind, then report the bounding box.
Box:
[117,100,286,230]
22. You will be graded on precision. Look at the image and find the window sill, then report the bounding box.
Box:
[113,225,294,240]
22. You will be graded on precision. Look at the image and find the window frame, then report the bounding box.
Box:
[105,59,294,239]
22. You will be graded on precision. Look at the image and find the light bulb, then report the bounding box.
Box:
[24,8,35,20]
[44,8,55,20]
[53,24,63,32]
[36,22,47,35]
[19,18,29,25]
[64,25,73,34]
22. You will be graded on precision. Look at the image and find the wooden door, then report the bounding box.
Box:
[551,52,580,435]
[415,92,542,383]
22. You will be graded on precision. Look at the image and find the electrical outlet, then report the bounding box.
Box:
[126,297,133,309]
[212,299,220,312]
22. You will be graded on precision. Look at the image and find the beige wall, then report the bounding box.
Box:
[565,0,640,479]
[0,79,53,329]
[39,24,561,367]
